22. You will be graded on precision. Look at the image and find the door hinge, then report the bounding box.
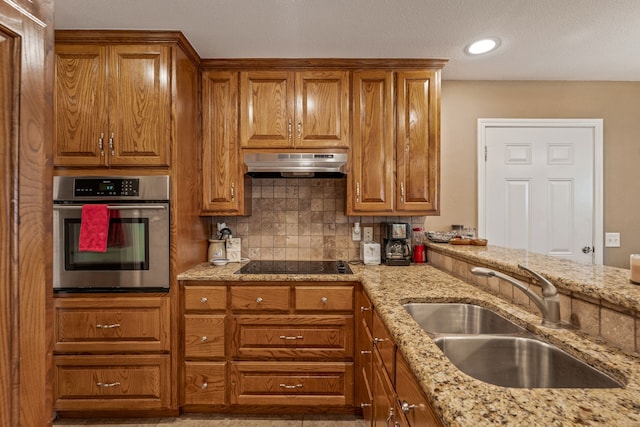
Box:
[484,145,488,162]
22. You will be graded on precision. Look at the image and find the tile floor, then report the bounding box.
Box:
[53,414,366,427]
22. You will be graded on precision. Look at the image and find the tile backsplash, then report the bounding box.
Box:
[208,178,426,261]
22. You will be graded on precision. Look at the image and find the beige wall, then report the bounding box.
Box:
[436,81,640,268]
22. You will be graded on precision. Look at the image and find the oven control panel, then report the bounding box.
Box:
[74,178,139,197]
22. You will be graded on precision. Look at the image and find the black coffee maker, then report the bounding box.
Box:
[381,223,412,266]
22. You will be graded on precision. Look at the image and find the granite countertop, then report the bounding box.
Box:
[177,259,640,426]
[425,242,640,312]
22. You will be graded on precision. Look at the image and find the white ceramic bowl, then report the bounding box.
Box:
[210,258,230,266]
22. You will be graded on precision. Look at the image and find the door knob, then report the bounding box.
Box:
[582,246,593,254]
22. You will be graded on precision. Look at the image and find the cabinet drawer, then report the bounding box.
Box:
[54,354,171,411]
[230,286,290,311]
[230,362,353,406]
[54,297,170,353]
[373,310,396,381]
[232,315,353,359]
[184,315,225,359]
[358,290,374,330]
[183,362,226,406]
[295,286,353,311]
[184,286,227,311]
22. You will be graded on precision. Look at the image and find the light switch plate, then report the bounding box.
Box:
[605,232,621,247]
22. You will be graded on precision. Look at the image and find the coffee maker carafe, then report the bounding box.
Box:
[382,223,412,266]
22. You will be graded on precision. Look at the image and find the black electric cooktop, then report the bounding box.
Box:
[236,260,353,275]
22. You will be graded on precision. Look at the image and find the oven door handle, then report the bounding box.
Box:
[53,205,167,210]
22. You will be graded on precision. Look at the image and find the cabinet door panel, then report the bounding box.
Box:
[373,349,397,427]
[396,70,440,213]
[349,70,394,214]
[54,44,108,166]
[183,362,226,406]
[240,71,294,148]
[108,44,170,166]
[184,315,225,358]
[295,70,349,148]
[396,352,442,426]
[202,71,243,213]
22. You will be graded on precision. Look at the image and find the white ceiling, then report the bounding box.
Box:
[53,0,640,81]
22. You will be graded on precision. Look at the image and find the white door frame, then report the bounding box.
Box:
[477,118,603,265]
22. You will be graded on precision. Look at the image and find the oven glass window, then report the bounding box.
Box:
[64,218,150,270]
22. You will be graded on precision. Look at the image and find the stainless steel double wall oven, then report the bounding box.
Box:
[53,176,170,292]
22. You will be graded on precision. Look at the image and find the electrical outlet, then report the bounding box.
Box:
[363,226,374,242]
[605,232,621,247]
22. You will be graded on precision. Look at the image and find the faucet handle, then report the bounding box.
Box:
[517,264,557,297]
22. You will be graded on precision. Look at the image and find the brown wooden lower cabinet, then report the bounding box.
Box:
[230,362,353,406]
[53,295,173,413]
[231,315,353,359]
[396,353,442,427]
[373,349,402,427]
[183,362,226,405]
[180,281,357,413]
[357,289,443,427]
[54,354,171,411]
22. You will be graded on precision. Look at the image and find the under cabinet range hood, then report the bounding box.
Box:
[243,152,347,178]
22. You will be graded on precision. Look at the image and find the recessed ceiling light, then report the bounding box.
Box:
[465,38,501,55]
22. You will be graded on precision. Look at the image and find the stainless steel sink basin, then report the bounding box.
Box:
[433,335,622,388]
[403,303,526,335]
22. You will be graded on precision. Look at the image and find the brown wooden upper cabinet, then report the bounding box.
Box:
[240,70,349,149]
[54,43,171,167]
[348,69,440,216]
[201,70,251,215]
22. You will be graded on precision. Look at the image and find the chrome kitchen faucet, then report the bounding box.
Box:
[470,265,562,328]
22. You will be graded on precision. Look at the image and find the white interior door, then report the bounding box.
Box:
[478,119,603,265]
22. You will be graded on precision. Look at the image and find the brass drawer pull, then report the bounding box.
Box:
[279,335,304,340]
[200,297,208,303]
[96,323,120,329]
[373,337,386,344]
[200,336,208,342]
[360,306,371,312]
[201,382,208,390]
[279,383,303,389]
[360,402,372,408]
[96,381,120,388]
[360,350,372,355]
[256,297,263,304]
[321,297,328,304]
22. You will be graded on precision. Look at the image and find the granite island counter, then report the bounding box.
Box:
[177,256,640,426]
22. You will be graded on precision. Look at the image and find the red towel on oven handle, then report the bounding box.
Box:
[78,204,110,252]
